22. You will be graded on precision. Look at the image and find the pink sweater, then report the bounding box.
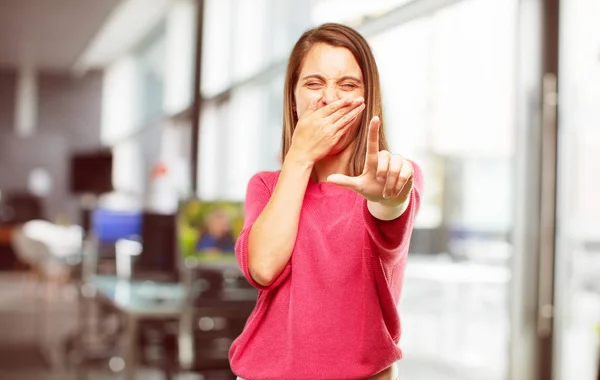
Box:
[229,164,423,380]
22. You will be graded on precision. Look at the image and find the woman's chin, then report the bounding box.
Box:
[329,136,355,157]
[324,145,345,158]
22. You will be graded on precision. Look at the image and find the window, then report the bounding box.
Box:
[311,0,416,26]
[197,0,311,198]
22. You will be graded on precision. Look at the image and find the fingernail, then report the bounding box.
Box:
[383,193,389,199]
[356,97,364,103]
[377,176,385,183]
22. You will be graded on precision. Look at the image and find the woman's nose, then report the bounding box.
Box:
[322,85,340,105]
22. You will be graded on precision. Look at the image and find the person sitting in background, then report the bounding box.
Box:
[196,209,236,253]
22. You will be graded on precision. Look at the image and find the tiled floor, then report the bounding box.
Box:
[0,270,502,380]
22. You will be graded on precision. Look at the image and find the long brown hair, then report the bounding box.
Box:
[281,23,388,176]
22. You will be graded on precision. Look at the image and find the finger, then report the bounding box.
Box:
[331,103,365,130]
[393,160,414,199]
[384,155,403,199]
[315,97,354,117]
[299,100,317,118]
[326,97,364,124]
[376,151,390,183]
[326,174,361,192]
[332,116,355,142]
[394,176,414,204]
[331,112,360,146]
[365,117,380,170]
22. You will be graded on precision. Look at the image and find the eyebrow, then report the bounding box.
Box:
[301,74,362,83]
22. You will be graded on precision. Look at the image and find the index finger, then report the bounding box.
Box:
[365,116,380,169]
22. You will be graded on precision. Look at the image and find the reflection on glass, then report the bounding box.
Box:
[112,140,144,195]
[369,0,516,378]
[201,0,234,96]
[137,25,166,126]
[556,0,600,378]
[226,85,267,201]
[231,0,269,82]
[198,102,228,200]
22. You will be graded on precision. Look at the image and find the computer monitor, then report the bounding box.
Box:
[177,199,244,261]
[134,212,178,279]
[69,151,113,195]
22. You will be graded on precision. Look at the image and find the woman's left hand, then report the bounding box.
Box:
[327,116,413,207]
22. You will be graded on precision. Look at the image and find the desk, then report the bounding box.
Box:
[91,276,185,317]
[84,254,243,380]
[185,253,237,269]
[87,276,185,380]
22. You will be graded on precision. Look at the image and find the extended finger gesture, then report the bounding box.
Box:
[327,117,414,206]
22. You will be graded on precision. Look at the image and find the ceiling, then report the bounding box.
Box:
[0,0,120,70]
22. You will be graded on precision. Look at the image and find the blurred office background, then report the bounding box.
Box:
[0,0,598,379]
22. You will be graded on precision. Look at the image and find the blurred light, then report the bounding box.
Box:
[115,238,142,278]
[15,66,37,138]
[184,256,198,268]
[115,239,143,257]
[28,168,52,197]
[198,317,215,331]
[109,356,126,372]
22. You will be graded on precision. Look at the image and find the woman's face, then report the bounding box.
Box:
[294,43,365,154]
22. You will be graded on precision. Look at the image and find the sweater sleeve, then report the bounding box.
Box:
[362,161,423,261]
[235,172,291,291]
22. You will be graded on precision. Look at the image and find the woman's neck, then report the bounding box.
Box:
[311,141,356,183]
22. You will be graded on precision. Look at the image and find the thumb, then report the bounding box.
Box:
[326,174,360,191]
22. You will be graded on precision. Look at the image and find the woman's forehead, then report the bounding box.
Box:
[299,43,362,80]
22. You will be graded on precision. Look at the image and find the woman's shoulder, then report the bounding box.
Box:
[248,170,282,192]
[250,170,281,183]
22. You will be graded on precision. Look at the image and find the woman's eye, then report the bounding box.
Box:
[340,83,357,90]
[306,82,321,89]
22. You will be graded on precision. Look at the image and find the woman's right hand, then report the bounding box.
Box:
[289,97,365,164]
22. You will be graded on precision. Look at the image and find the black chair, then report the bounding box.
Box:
[2,192,45,224]
[172,264,258,379]
[137,318,179,379]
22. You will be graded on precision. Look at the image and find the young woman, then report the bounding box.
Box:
[229,23,423,380]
